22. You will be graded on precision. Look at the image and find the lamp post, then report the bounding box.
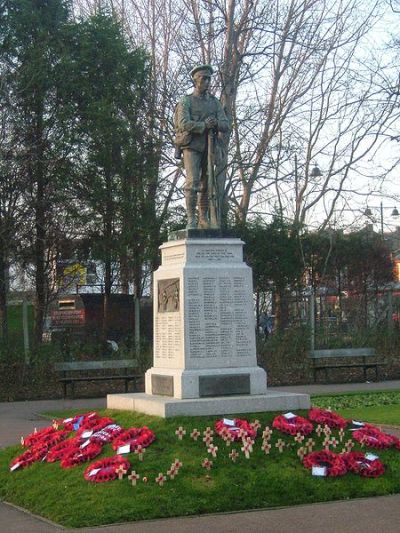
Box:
[364,202,399,235]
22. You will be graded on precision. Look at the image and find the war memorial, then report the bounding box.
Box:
[107,65,309,416]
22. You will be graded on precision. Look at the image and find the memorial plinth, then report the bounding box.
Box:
[107,237,310,417]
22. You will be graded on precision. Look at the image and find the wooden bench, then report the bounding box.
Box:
[54,359,141,398]
[310,348,385,383]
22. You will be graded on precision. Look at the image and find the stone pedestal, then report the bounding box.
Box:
[107,237,310,416]
[146,237,266,399]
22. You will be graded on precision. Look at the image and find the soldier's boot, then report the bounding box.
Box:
[185,191,197,229]
[198,192,209,229]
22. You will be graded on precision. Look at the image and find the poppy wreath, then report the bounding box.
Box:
[342,451,385,478]
[303,450,347,477]
[46,437,81,463]
[76,417,115,438]
[272,415,313,436]
[112,426,156,452]
[84,455,131,483]
[10,442,48,471]
[352,427,397,449]
[22,426,58,448]
[308,407,347,429]
[89,424,123,445]
[62,412,100,432]
[60,442,103,468]
[214,419,257,441]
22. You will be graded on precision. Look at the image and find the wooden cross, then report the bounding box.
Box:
[20,436,25,447]
[241,441,251,459]
[203,435,213,445]
[128,470,140,486]
[224,433,233,447]
[174,458,183,469]
[244,437,254,453]
[208,444,218,457]
[175,426,186,440]
[237,428,247,440]
[297,447,306,460]
[323,436,331,450]
[134,445,145,461]
[294,432,304,444]
[229,449,239,462]
[262,427,272,440]
[250,419,261,431]
[167,466,177,479]
[275,439,286,452]
[52,420,59,430]
[323,425,332,437]
[202,458,213,470]
[155,473,166,486]
[203,427,214,437]
[261,442,271,455]
[315,425,323,437]
[338,428,345,442]
[345,439,354,452]
[306,438,315,453]
[115,465,127,480]
[330,437,338,448]
[190,429,200,441]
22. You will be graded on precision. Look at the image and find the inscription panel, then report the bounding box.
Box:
[186,272,254,361]
[199,374,250,397]
[194,248,235,262]
[152,374,174,396]
[154,312,182,363]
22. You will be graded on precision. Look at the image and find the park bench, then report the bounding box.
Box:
[54,359,141,398]
[310,348,385,383]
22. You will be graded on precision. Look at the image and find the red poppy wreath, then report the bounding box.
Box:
[214,419,257,441]
[272,414,313,436]
[112,426,155,452]
[342,451,385,478]
[60,442,103,468]
[46,437,81,463]
[303,450,347,477]
[352,427,397,449]
[10,442,48,471]
[84,455,131,483]
[308,407,347,429]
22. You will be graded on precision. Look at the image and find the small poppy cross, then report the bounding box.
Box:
[202,458,213,470]
[275,439,286,453]
[294,432,304,444]
[134,445,145,461]
[208,444,218,457]
[315,424,323,437]
[190,429,200,441]
[229,449,239,462]
[261,442,271,455]
[115,465,127,480]
[297,447,306,460]
[175,426,186,440]
[262,427,272,440]
[155,473,166,486]
[204,427,214,437]
[241,441,252,459]
[128,470,140,486]
[250,419,261,431]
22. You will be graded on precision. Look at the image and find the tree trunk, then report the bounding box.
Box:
[0,251,8,345]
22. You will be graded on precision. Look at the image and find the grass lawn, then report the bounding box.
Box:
[0,405,400,528]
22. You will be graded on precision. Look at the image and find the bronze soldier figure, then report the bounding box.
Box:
[174,65,229,229]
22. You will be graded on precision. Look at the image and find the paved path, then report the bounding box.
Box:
[1,382,400,532]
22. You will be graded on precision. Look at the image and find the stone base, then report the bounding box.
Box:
[145,366,267,399]
[107,391,310,418]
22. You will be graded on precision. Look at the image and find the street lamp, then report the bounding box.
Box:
[364,202,399,235]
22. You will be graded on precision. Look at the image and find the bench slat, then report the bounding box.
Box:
[311,348,376,359]
[54,359,138,371]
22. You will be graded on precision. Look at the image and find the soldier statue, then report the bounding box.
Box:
[174,65,229,229]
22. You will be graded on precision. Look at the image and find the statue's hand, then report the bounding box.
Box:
[205,116,217,129]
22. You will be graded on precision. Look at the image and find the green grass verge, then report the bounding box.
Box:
[312,393,400,426]
[1,408,400,528]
